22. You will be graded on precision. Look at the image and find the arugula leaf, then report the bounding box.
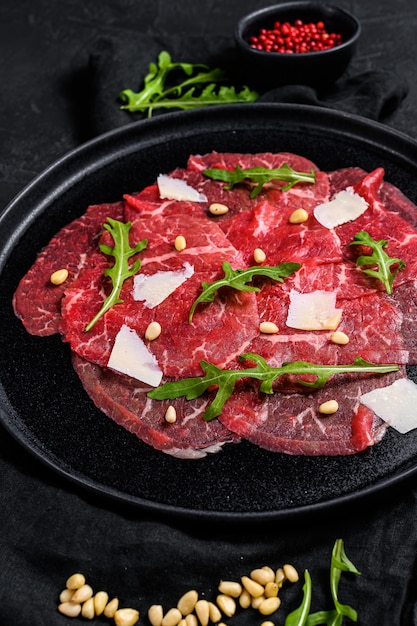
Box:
[286,540,360,626]
[285,570,312,626]
[147,354,399,421]
[84,218,147,331]
[350,230,406,295]
[189,261,300,322]
[203,163,316,198]
[119,50,258,116]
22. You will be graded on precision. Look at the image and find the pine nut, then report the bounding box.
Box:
[114,608,140,626]
[259,596,281,615]
[59,588,74,603]
[318,400,339,415]
[262,566,276,578]
[264,581,279,598]
[330,330,349,345]
[239,588,251,609]
[195,599,210,626]
[251,568,275,585]
[218,580,242,598]
[283,563,299,583]
[162,607,182,626]
[50,268,69,285]
[178,621,187,626]
[261,622,275,626]
[275,568,285,586]
[209,202,229,215]
[71,584,93,604]
[216,594,236,617]
[289,208,309,224]
[145,321,162,341]
[81,597,95,619]
[177,590,198,616]
[241,575,264,598]
[148,604,164,626]
[104,597,119,618]
[175,235,187,251]
[251,595,265,609]
[66,573,86,589]
[208,601,222,623]
[165,405,177,424]
[259,321,279,334]
[58,601,82,617]
[185,614,198,626]
[253,248,266,263]
[94,591,109,616]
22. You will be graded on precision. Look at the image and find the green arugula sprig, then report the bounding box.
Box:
[203,163,316,198]
[285,539,361,626]
[119,51,258,117]
[147,354,399,422]
[189,261,300,322]
[84,218,147,332]
[350,230,406,295]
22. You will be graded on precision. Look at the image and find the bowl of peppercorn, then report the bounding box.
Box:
[234,1,361,89]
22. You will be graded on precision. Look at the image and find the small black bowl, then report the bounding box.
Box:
[235,2,361,90]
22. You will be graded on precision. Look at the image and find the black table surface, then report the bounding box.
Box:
[2,1,417,625]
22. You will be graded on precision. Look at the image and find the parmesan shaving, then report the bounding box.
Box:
[107,324,163,386]
[313,188,368,229]
[360,378,417,433]
[133,262,194,308]
[157,174,207,202]
[286,289,343,331]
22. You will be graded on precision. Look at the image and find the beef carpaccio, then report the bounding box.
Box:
[13,151,417,459]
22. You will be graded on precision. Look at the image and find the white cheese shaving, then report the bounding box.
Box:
[286,289,343,331]
[313,188,368,229]
[360,378,417,434]
[107,324,163,387]
[133,262,194,308]
[157,174,207,202]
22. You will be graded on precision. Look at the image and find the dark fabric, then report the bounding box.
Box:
[87,33,408,135]
[1,1,417,625]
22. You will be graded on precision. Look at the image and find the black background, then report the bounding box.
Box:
[1,1,417,624]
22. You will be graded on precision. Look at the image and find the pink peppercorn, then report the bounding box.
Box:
[249,19,342,53]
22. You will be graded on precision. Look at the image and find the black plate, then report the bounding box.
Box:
[2,103,417,522]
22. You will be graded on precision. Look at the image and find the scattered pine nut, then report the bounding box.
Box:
[318,400,339,415]
[218,580,242,597]
[177,589,198,616]
[261,622,275,626]
[239,588,251,609]
[66,573,86,590]
[71,583,93,604]
[330,330,350,345]
[253,248,266,263]
[195,599,210,626]
[50,268,69,285]
[289,208,309,224]
[275,568,285,587]
[165,405,177,424]
[114,607,140,626]
[241,575,264,598]
[58,601,82,617]
[148,604,164,626]
[251,595,266,609]
[264,581,279,598]
[208,601,222,623]
[251,567,275,585]
[175,235,187,251]
[81,597,95,619]
[208,202,229,215]
[283,564,299,583]
[94,591,109,615]
[59,588,74,603]
[145,321,162,341]
[216,594,236,617]
[185,614,198,626]
[259,596,281,615]
[259,321,279,334]
[161,607,182,626]
[104,597,119,618]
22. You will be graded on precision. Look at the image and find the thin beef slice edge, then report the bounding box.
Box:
[72,354,239,459]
